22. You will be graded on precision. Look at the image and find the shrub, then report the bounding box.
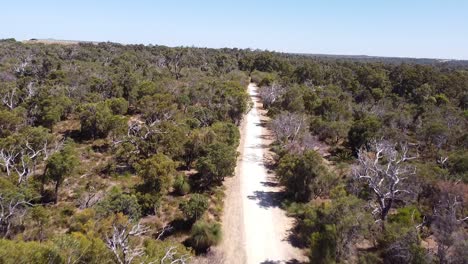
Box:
[348,116,381,151]
[96,187,141,220]
[277,150,334,202]
[196,143,237,187]
[173,174,191,196]
[188,221,222,252]
[179,194,209,221]
[105,97,129,115]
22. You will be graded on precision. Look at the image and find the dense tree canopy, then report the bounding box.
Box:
[0,39,467,262]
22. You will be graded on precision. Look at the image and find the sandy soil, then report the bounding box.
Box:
[215,83,306,264]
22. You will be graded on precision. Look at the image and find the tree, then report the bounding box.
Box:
[294,62,323,84]
[143,239,191,264]
[348,116,381,151]
[137,93,177,126]
[34,93,72,128]
[105,214,149,264]
[196,143,237,187]
[188,221,222,253]
[105,97,129,115]
[79,102,126,139]
[431,183,468,264]
[162,47,188,80]
[353,140,417,228]
[211,121,240,147]
[277,150,333,202]
[0,126,56,184]
[291,189,371,263]
[179,194,209,221]
[44,140,79,203]
[270,112,308,144]
[0,82,21,110]
[0,239,61,263]
[96,187,141,220]
[0,109,24,137]
[173,174,190,196]
[258,82,285,109]
[0,178,35,238]
[136,153,177,196]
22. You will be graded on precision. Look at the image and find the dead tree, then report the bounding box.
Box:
[163,48,188,80]
[353,140,417,228]
[258,82,285,109]
[270,112,308,144]
[431,183,468,264]
[0,146,18,177]
[156,246,190,264]
[0,133,59,184]
[0,194,33,238]
[0,84,19,110]
[105,222,149,264]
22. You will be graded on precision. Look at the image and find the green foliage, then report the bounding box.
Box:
[294,62,324,84]
[1,36,467,263]
[179,194,209,221]
[144,239,191,263]
[388,206,422,226]
[96,187,141,220]
[358,252,383,264]
[79,102,116,139]
[188,220,222,252]
[448,151,468,181]
[382,229,429,264]
[134,153,178,215]
[136,153,177,195]
[0,239,61,263]
[277,150,334,202]
[196,143,237,187]
[0,234,111,264]
[105,97,129,115]
[289,192,371,263]
[52,233,111,264]
[44,140,79,203]
[348,116,381,151]
[0,109,24,137]
[211,121,240,147]
[35,92,72,128]
[173,174,191,196]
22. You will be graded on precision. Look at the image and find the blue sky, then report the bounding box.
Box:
[1,0,467,59]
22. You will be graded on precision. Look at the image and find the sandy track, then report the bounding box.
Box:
[217,83,306,264]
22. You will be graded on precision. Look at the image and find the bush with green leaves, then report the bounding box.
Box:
[196,143,237,187]
[277,150,334,202]
[136,153,177,195]
[143,239,191,263]
[43,140,79,203]
[105,97,129,115]
[288,189,371,264]
[348,116,382,151]
[78,102,127,139]
[188,220,222,252]
[173,174,191,196]
[179,194,209,221]
[96,187,141,220]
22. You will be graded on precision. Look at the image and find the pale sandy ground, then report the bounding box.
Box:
[210,83,306,264]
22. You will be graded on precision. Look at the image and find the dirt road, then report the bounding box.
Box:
[218,83,306,264]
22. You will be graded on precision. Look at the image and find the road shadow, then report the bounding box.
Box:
[261,181,278,187]
[247,143,271,149]
[255,120,269,128]
[247,190,285,208]
[260,259,308,264]
[285,219,308,249]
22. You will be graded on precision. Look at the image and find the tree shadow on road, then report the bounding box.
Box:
[260,259,308,264]
[247,190,286,208]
